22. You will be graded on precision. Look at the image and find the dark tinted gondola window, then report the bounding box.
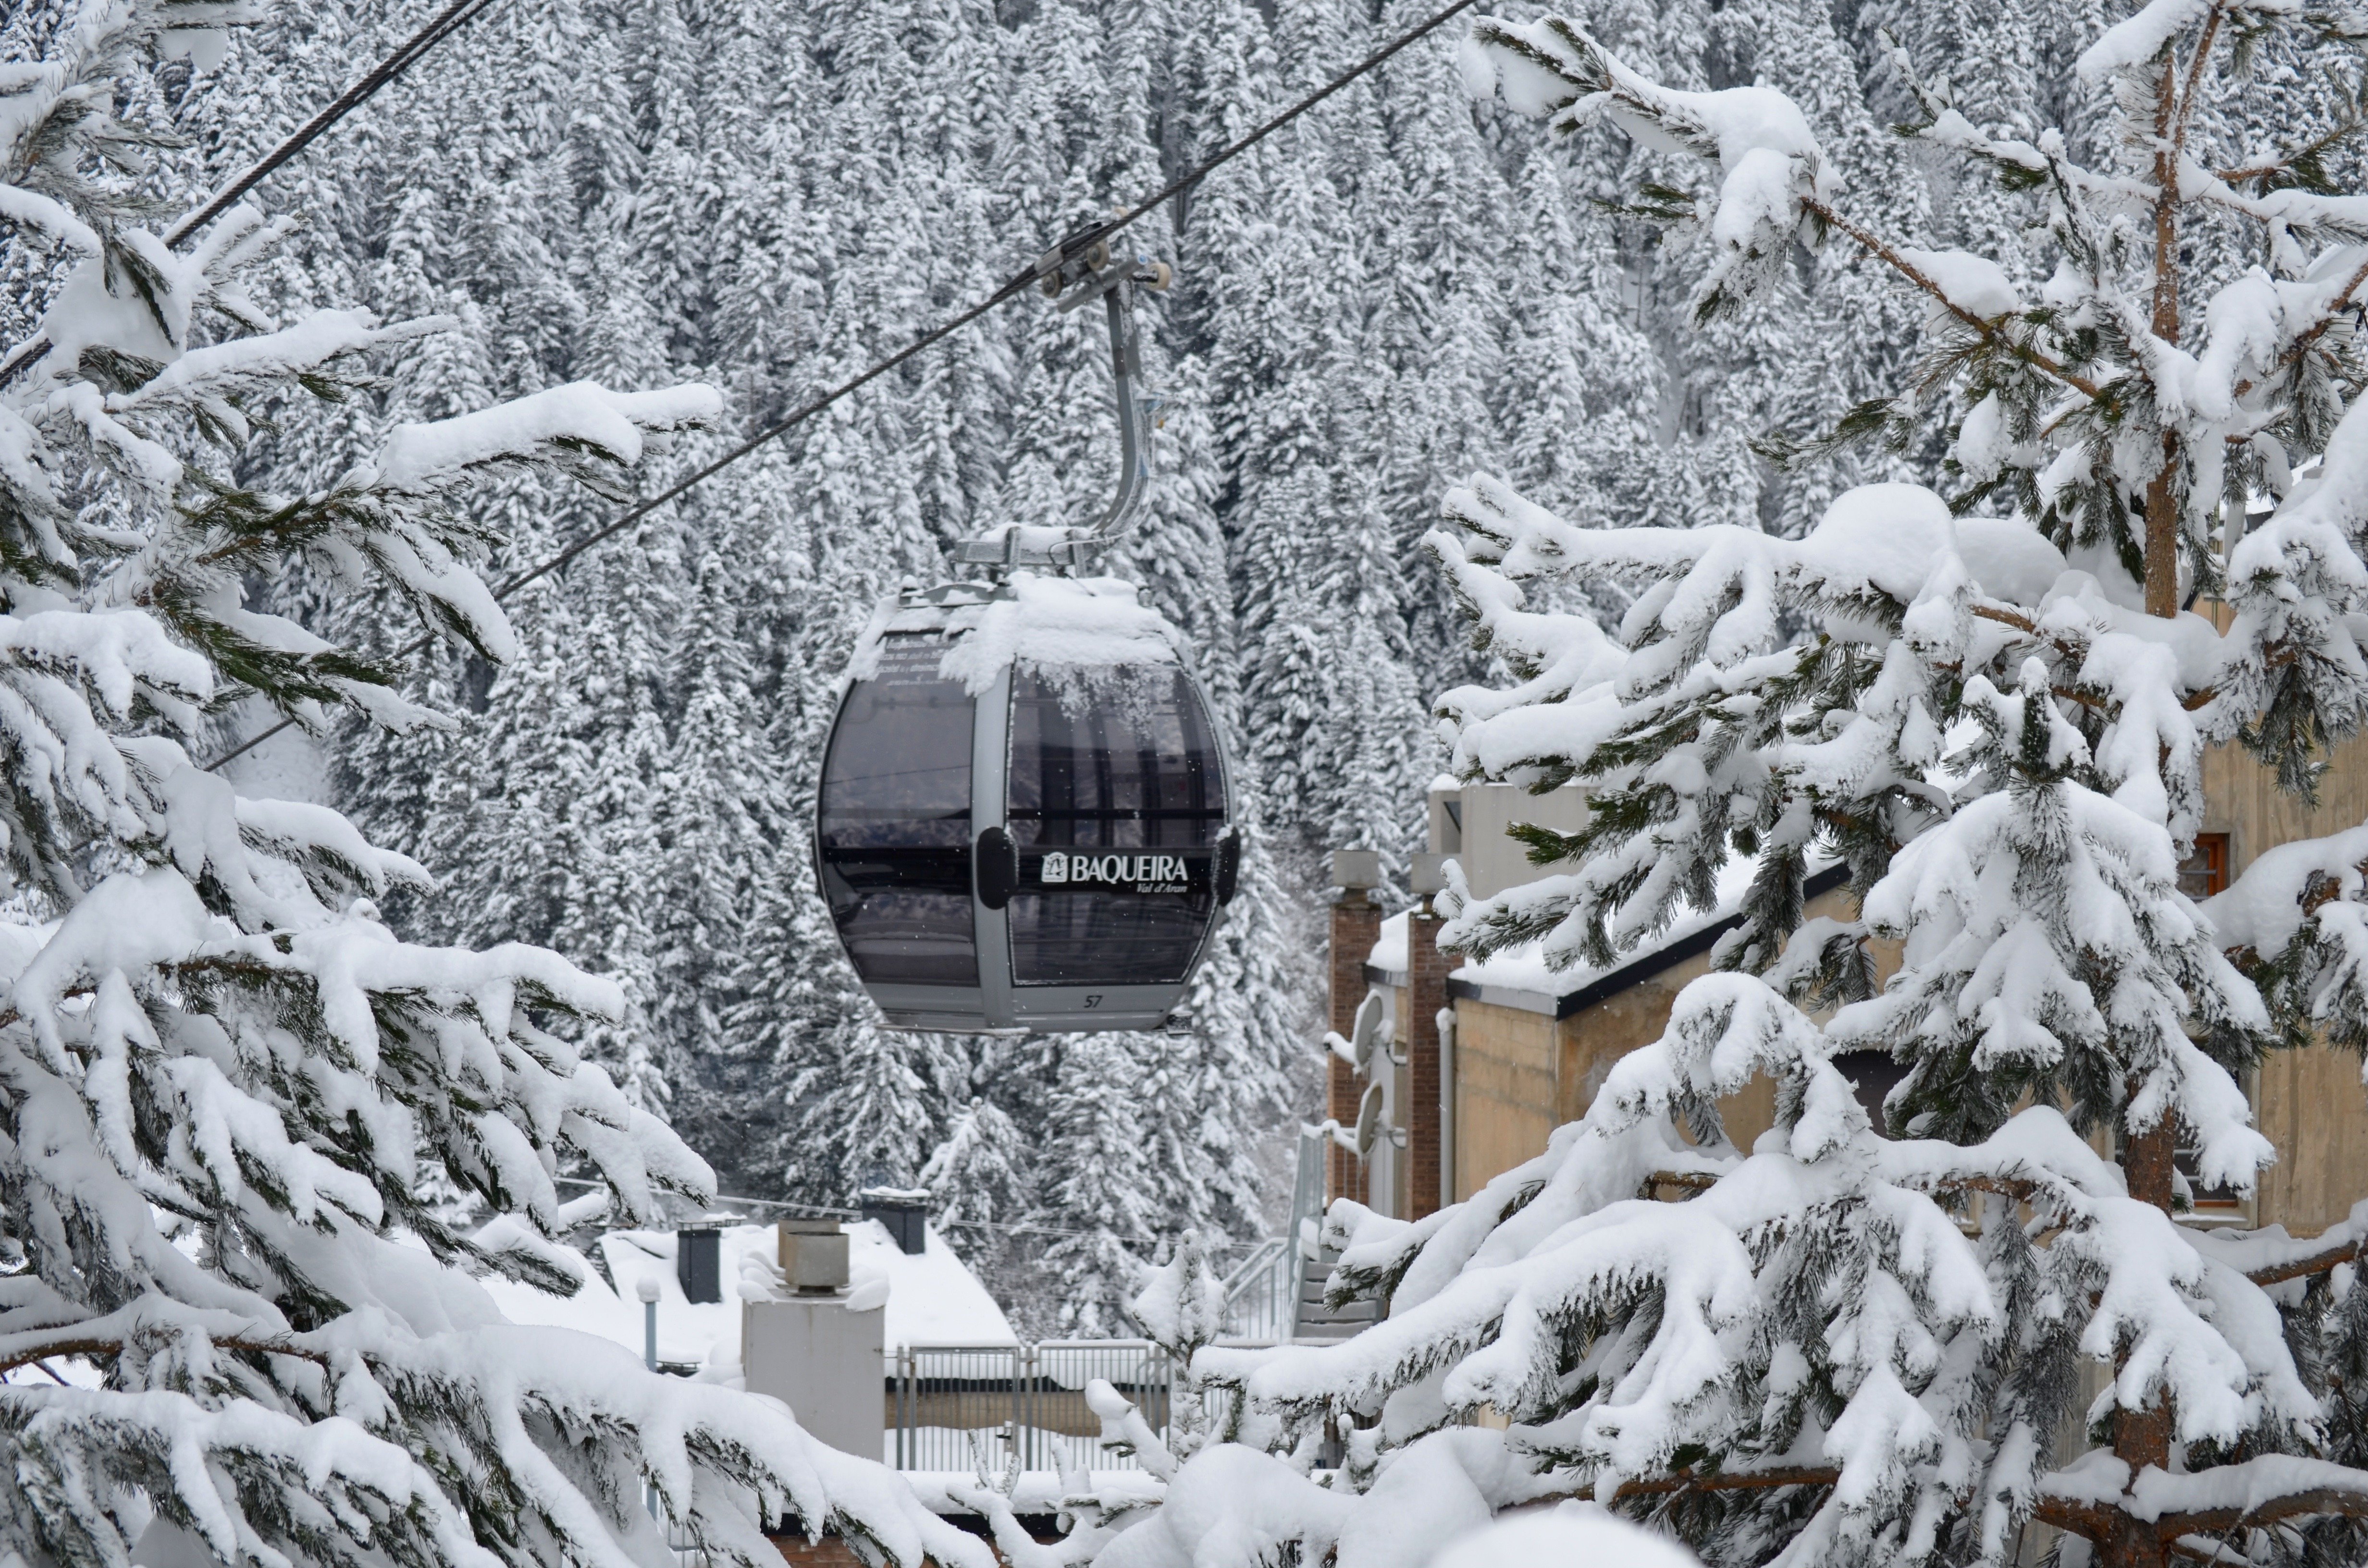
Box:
[817,637,977,986]
[1005,665,1224,985]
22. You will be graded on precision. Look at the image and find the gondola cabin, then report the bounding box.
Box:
[816,574,1237,1033]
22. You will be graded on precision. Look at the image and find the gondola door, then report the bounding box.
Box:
[815,632,985,1031]
[993,663,1230,1032]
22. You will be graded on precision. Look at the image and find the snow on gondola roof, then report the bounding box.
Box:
[848,574,1183,693]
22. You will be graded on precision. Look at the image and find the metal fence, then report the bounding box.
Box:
[1228,1127,1331,1344]
[888,1133,1342,1474]
[891,1340,1179,1471]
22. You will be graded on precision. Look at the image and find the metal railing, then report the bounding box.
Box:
[1219,1236,1290,1343]
[887,1134,1344,1475]
[892,1340,1179,1471]
[1216,1127,1336,1346]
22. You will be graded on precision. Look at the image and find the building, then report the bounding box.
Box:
[480,1211,1017,1464]
[1330,734,2368,1238]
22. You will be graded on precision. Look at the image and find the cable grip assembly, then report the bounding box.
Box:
[957,225,1173,573]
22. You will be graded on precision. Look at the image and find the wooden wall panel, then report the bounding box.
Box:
[1434,728,2368,1238]
[1454,1000,1556,1200]
[2203,729,2368,1238]
[2255,1042,2368,1235]
[2200,731,2368,876]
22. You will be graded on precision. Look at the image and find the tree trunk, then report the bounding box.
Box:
[2105,1056,2181,1568]
[2122,1114,2177,1210]
[2126,57,2183,1501]
[2097,1507,2168,1568]
[2145,44,2184,627]
[2143,445,2182,620]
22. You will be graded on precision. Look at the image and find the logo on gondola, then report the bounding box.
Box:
[1033,852,1193,889]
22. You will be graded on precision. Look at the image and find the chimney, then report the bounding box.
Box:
[744,1218,883,1458]
[675,1222,723,1304]
[1328,847,1384,1207]
[778,1216,850,1294]
[858,1187,929,1256]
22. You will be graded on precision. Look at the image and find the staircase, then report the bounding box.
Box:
[1293,1244,1382,1342]
[1217,1127,1381,1345]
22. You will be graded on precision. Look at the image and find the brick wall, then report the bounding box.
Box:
[1406,905,1450,1219]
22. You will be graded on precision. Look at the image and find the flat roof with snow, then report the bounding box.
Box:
[1369,861,1848,1017]
[478,1219,1016,1374]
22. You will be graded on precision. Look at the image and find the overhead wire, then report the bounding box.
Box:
[0,0,1464,1270]
[200,0,1482,772]
[0,0,510,390]
[37,0,1482,1263]
[166,0,508,246]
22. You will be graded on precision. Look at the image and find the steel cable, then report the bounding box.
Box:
[0,0,509,390]
[166,0,507,246]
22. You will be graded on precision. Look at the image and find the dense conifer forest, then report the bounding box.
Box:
[22,0,2121,1326]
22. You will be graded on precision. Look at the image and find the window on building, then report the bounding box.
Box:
[2177,833,2229,900]
[1832,1051,1906,1133]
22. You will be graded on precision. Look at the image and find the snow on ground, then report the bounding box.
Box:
[480,1220,1016,1372]
[901,1471,1168,1515]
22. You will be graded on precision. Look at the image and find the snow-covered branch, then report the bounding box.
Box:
[0,6,995,1565]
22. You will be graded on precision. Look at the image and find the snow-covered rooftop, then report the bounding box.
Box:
[851,576,1184,696]
[1370,852,1838,1008]
[1449,905,1742,1008]
[479,1221,1016,1373]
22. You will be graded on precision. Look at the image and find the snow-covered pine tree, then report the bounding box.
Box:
[1037,1032,1161,1336]
[1394,5,2368,1564]
[652,517,780,1171]
[0,8,982,1564]
[918,1093,1028,1236]
[995,5,2368,1568]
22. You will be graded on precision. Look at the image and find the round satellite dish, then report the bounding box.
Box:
[1350,991,1385,1075]
[1355,1080,1386,1159]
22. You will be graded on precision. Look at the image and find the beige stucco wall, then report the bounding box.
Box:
[2200,715,2368,1234]
[1450,887,1856,1200]
[1447,739,2368,1236]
